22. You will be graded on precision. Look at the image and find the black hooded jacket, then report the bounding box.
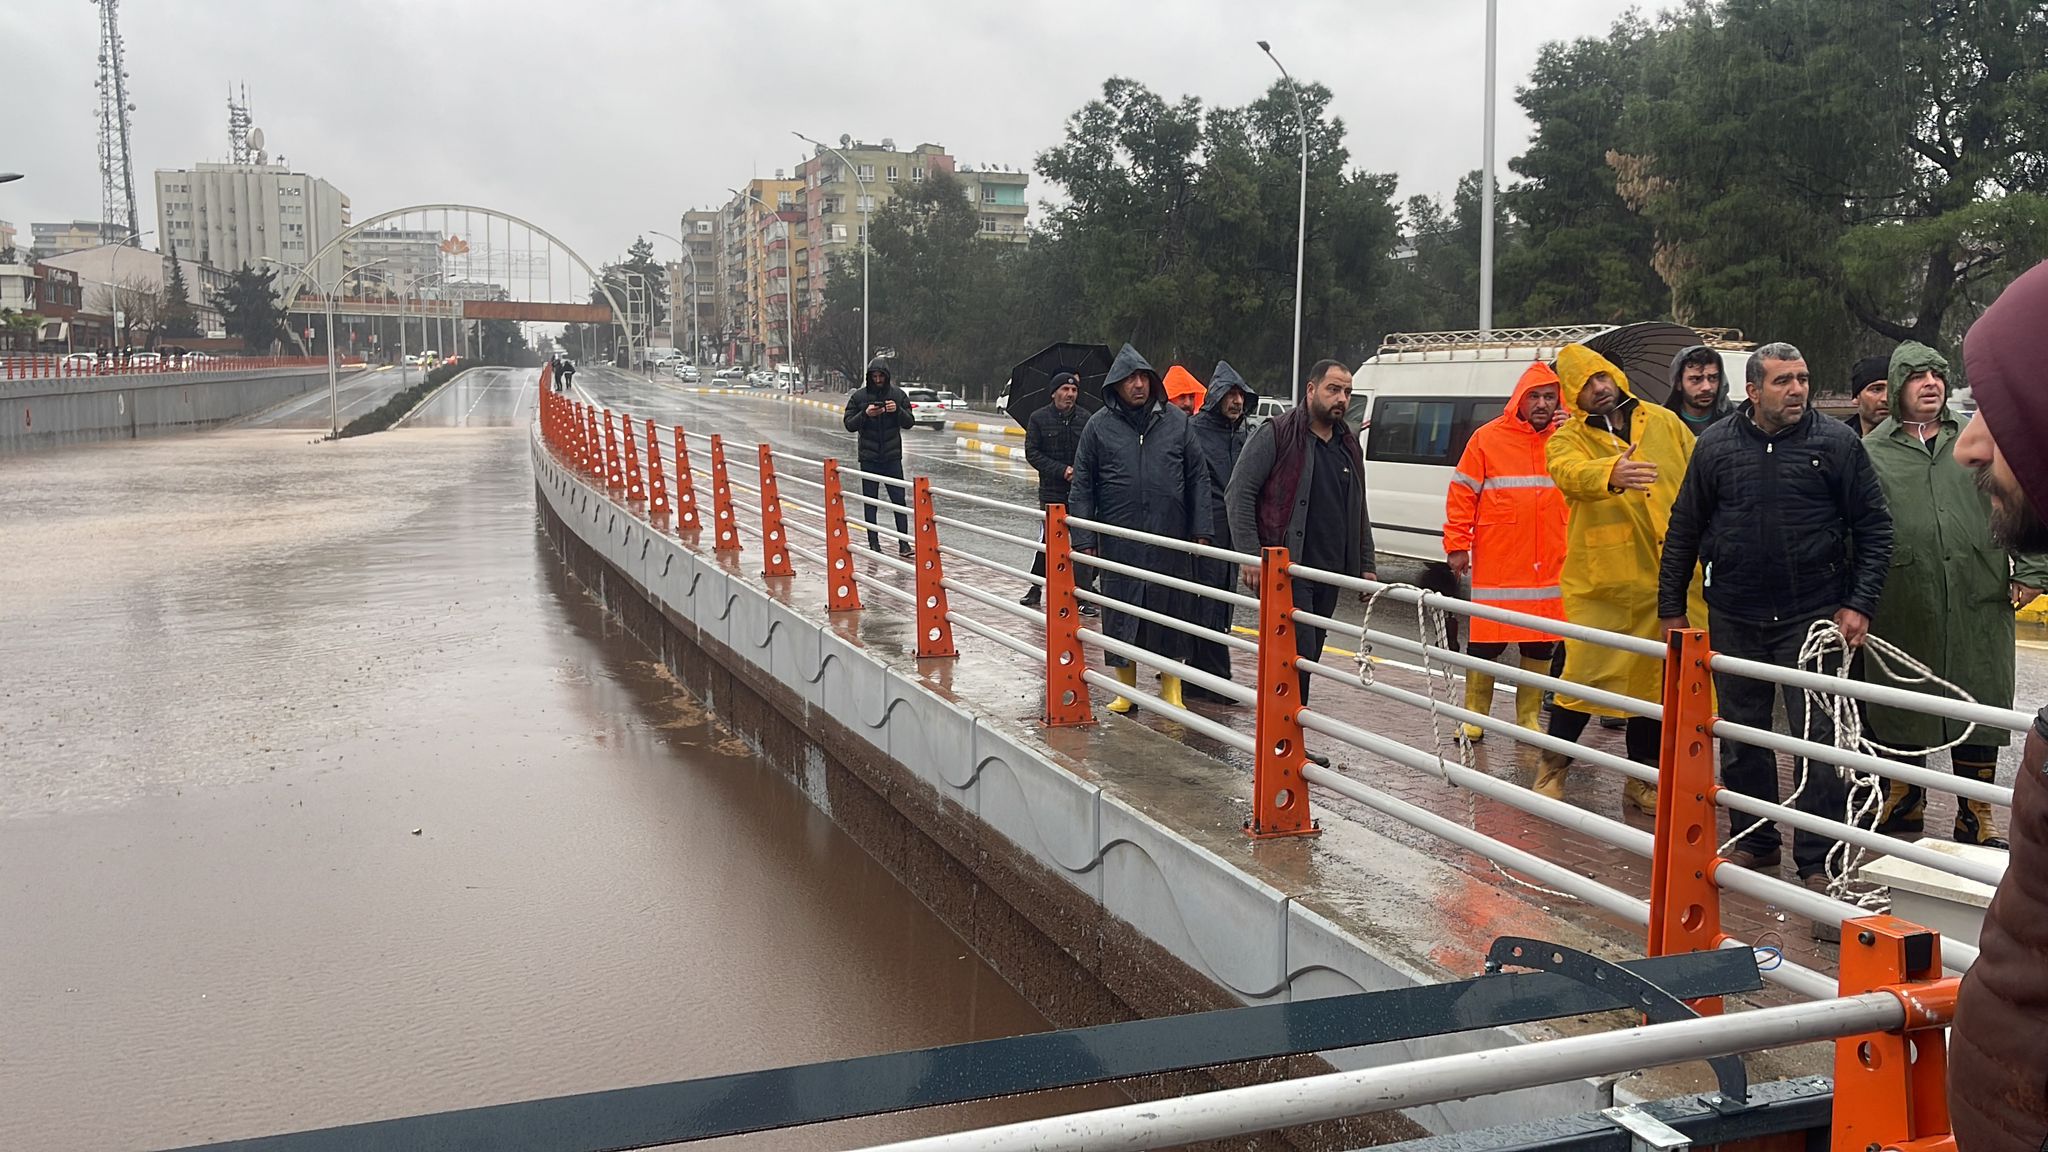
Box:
[1664,344,1731,432]
[841,364,915,466]
[1189,360,1255,546]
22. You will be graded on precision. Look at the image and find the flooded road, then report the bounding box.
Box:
[0,425,1113,1150]
[237,365,409,429]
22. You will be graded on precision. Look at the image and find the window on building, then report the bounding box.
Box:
[911,166,925,182]
[886,165,899,183]
[777,192,793,209]
[857,195,875,213]
[857,224,869,243]
[857,164,874,183]
[695,220,712,233]
[981,216,998,233]
[982,187,998,203]
[831,224,848,241]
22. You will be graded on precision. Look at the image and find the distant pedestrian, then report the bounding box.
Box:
[1163,364,1205,417]
[1069,344,1212,714]
[1664,344,1733,433]
[557,357,576,393]
[1226,358,1374,764]
[1859,340,2047,848]
[1444,361,1568,740]
[1845,355,1890,438]
[1540,344,1696,816]
[1658,340,1893,941]
[1185,361,1256,700]
[1020,371,1096,616]
[842,362,917,557]
[1946,257,2048,1152]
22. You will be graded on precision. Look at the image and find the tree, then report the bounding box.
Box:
[160,259,200,339]
[212,265,286,352]
[94,274,165,348]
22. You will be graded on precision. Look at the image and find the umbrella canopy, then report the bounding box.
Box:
[1583,321,1712,407]
[1005,342,1113,428]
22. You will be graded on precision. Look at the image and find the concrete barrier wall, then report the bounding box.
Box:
[0,367,329,452]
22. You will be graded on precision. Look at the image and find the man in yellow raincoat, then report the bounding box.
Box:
[1539,344,1703,814]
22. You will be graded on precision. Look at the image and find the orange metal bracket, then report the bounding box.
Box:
[644,418,670,529]
[821,459,862,612]
[1041,504,1094,727]
[1649,627,1728,1012]
[1247,546,1318,839]
[1834,915,1958,1152]
[709,434,741,552]
[672,427,702,534]
[756,445,795,577]
[603,410,624,492]
[911,477,957,658]
[622,415,647,503]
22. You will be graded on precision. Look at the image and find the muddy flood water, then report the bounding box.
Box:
[0,426,1116,1150]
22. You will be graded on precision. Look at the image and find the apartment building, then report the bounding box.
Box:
[154,162,351,286]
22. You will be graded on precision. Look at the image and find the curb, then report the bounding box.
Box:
[946,419,1024,437]
[956,436,1027,460]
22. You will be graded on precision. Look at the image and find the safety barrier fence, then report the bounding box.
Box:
[536,385,2000,1145]
[0,353,364,380]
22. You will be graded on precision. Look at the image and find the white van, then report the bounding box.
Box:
[1353,324,1751,565]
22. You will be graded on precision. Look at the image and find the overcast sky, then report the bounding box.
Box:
[5,0,1644,266]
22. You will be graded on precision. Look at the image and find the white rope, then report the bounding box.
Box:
[1717,619,1984,911]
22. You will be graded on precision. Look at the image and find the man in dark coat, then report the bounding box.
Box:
[1226,358,1376,750]
[841,362,917,556]
[1664,344,1732,432]
[1845,354,1890,438]
[1657,340,1894,941]
[1185,361,1257,700]
[1020,371,1095,614]
[1069,344,1213,714]
[1949,258,2048,1152]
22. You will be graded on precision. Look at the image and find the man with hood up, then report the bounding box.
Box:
[1948,257,2048,1152]
[1185,361,1257,699]
[841,362,917,556]
[1069,344,1213,714]
[1538,344,1702,815]
[1443,361,1569,741]
[1859,340,2048,849]
[1163,364,1206,416]
[1664,344,1732,432]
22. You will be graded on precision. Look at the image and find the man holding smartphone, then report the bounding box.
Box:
[842,362,917,556]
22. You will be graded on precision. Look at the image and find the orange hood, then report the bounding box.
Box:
[1507,360,1562,430]
[1162,364,1206,407]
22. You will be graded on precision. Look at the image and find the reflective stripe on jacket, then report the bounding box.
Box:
[1445,361,1568,644]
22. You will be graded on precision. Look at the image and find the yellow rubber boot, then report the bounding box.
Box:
[1623,776,1658,816]
[1533,750,1571,799]
[1106,664,1138,714]
[1516,655,1548,731]
[1460,671,1495,742]
[1159,673,1185,711]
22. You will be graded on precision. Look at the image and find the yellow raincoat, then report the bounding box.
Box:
[1546,345,1706,714]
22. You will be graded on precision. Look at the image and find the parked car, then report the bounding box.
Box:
[673,364,701,382]
[994,390,1010,416]
[1243,395,1292,433]
[129,352,163,370]
[902,387,949,429]
[714,366,743,380]
[60,352,98,370]
[937,391,968,411]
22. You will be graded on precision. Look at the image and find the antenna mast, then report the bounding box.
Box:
[92,0,140,244]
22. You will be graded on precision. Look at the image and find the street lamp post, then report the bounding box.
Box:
[793,131,870,377]
[651,227,699,366]
[398,270,450,392]
[264,255,386,437]
[728,189,796,384]
[1258,41,1309,406]
[1478,0,1499,335]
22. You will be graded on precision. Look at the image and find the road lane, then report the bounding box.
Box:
[407,365,540,428]
[239,366,404,429]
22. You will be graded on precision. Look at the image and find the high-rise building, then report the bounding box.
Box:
[343,227,444,290]
[30,220,133,260]
[794,141,952,317]
[719,175,802,367]
[154,162,351,287]
[666,209,719,362]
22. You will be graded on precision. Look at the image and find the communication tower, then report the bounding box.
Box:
[91,0,140,244]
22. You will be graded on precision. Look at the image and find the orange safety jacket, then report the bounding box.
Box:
[1443,361,1569,644]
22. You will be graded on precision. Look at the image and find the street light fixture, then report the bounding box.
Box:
[793,130,871,377]
[0,173,23,184]
[1258,40,1309,406]
[728,188,797,385]
[264,254,386,437]
[1478,0,1498,335]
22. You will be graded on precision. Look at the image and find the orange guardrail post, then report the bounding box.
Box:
[1247,546,1318,839]
[821,460,862,612]
[756,444,795,578]
[672,427,702,534]
[1833,916,1958,1152]
[911,477,957,659]
[622,416,647,503]
[603,410,624,492]
[709,434,741,552]
[645,418,670,530]
[575,402,591,473]
[1648,627,1728,1012]
[1042,504,1094,727]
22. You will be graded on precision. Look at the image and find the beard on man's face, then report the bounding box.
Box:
[1976,464,2048,551]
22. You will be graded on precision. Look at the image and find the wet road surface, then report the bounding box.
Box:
[406,365,539,428]
[238,365,408,429]
[0,425,1116,1150]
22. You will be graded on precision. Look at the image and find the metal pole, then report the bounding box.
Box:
[326,299,337,435]
[850,994,1907,1152]
[1258,43,1307,406]
[794,132,872,374]
[1478,0,1498,335]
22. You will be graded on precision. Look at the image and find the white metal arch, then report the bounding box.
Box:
[283,203,635,359]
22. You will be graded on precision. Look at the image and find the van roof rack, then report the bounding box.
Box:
[1377,324,1752,355]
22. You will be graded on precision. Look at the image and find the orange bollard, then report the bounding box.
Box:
[1649,626,1728,1013]
[672,426,702,534]
[1246,546,1318,839]
[1042,504,1094,727]
[821,459,862,612]
[911,477,957,659]
[645,418,670,530]
[622,416,647,503]
[709,434,741,552]
[1833,916,1957,1152]
[603,410,624,492]
[757,445,795,577]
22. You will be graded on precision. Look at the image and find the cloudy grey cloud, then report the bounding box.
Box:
[4,0,1638,267]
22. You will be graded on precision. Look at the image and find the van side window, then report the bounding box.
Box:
[1367,397,1504,464]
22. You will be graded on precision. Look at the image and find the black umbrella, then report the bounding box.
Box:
[1584,321,1713,407]
[1005,342,1112,428]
